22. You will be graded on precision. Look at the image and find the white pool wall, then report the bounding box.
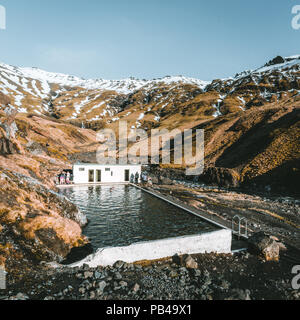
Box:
[71,229,232,268]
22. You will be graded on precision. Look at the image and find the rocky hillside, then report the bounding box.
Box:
[0,101,100,277]
[197,104,299,193]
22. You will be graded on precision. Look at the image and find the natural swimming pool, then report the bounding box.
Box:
[59,185,219,250]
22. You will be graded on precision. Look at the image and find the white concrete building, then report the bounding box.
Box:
[73,163,142,184]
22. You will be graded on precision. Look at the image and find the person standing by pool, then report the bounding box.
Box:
[60,173,66,185]
[141,172,148,184]
[135,172,140,184]
[66,172,71,185]
[54,175,59,185]
[130,173,135,183]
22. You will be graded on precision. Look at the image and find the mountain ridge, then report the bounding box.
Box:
[1,54,299,88]
[0,55,299,130]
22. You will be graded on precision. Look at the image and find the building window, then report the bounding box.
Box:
[79,168,85,172]
[105,168,111,172]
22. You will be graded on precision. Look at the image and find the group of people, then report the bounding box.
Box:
[130,172,151,185]
[130,172,141,184]
[55,171,73,185]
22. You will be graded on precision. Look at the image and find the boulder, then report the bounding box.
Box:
[113,261,125,269]
[199,167,240,188]
[98,281,107,293]
[35,228,71,258]
[172,254,182,265]
[159,176,173,185]
[132,283,140,293]
[265,56,285,67]
[248,232,281,261]
[0,137,19,155]
[183,255,198,269]
[151,176,159,184]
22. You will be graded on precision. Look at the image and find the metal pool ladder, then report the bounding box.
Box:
[232,215,248,239]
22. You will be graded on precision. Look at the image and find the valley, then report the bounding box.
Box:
[0,55,299,300]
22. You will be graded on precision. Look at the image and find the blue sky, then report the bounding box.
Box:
[0,0,299,80]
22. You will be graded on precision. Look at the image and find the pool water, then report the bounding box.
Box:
[59,185,218,249]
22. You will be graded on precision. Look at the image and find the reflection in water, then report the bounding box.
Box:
[60,185,217,249]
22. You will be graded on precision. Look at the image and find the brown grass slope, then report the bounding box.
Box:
[0,112,100,274]
[191,104,300,194]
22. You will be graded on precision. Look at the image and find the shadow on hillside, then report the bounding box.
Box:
[215,109,299,169]
[242,159,300,197]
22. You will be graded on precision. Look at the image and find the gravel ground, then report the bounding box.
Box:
[1,252,299,301]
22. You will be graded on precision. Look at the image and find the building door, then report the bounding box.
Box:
[96,170,102,183]
[125,170,130,182]
[89,170,95,183]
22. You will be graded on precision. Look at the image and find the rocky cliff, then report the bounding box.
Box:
[0,109,99,277]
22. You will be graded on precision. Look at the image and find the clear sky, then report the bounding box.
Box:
[0,0,299,80]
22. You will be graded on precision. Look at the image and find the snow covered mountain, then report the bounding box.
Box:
[0,61,210,122]
[0,55,299,130]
